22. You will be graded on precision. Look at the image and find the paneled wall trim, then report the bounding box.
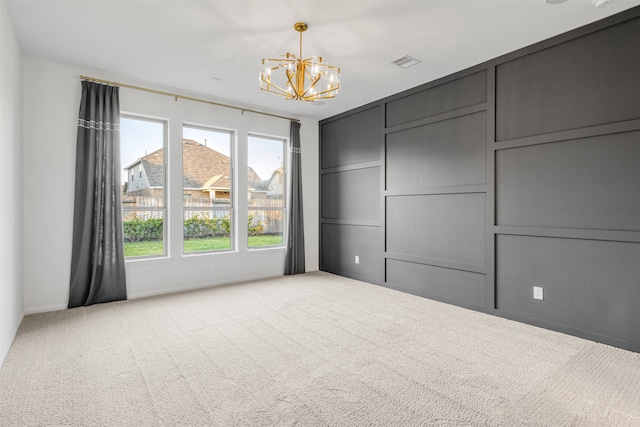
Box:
[319,105,384,285]
[320,7,640,352]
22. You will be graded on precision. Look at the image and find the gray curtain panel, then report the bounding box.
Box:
[68,81,127,308]
[284,121,305,275]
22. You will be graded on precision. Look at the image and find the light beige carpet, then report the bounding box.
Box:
[1,272,639,426]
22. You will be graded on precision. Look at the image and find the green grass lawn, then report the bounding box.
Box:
[124,235,284,258]
[124,240,165,257]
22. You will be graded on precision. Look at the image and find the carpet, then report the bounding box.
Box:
[1,271,639,426]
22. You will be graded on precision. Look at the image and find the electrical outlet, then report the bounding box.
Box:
[355,255,359,264]
[533,286,544,300]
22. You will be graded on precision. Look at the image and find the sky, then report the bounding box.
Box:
[120,117,284,183]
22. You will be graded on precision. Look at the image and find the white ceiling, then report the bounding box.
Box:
[7,0,640,120]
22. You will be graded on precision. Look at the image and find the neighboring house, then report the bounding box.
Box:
[265,167,285,198]
[123,148,164,198]
[124,139,280,200]
[248,167,284,201]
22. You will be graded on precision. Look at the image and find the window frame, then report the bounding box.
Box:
[247,133,288,250]
[120,114,169,260]
[182,123,236,255]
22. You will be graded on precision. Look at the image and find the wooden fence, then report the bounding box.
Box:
[121,196,284,235]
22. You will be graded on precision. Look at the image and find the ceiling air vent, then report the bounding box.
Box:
[391,55,421,69]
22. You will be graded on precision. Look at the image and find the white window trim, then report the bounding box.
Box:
[121,113,169,261]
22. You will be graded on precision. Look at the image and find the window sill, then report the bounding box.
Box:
[181,249,239,260]
[248,246,286,253]
[125,255,172,266]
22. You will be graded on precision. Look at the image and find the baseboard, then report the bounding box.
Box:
[127,272,286,300]
[319,269,384,286]
[24,303,67,315]
[495,309,640,354]
[0,310,25,369]
[22,273,292,314]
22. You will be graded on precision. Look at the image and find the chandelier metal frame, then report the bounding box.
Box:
[260,22,340,102]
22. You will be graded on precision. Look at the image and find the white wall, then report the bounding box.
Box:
[22,57,319,313]
[300,120,319,273]
[0,0,24,367]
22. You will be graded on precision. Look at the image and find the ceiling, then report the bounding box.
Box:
[7,0,640,120]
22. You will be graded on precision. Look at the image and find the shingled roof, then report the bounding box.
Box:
[135,139,261,190]
[141,161,164,188]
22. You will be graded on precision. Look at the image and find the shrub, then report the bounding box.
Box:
[123,215,163,242]
[248,213,265,236]
[184,213,231,239]
[123,213,255,242]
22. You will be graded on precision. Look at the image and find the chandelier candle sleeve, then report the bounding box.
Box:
[260,22,340,102]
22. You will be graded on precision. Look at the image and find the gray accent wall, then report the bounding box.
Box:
[319,105,384,285]
[319,7,640,352]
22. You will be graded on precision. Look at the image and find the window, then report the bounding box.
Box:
[183,125,234,253]
[120,112,287,260]
[248,135,286,248]
[120,116,167,258]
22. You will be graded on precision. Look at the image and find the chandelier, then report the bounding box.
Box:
[260,22,340,102]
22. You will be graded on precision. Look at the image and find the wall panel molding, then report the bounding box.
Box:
[386,259,487,309]
[387,193,486,267]
[493,119,640,151]
[386,252,487,275]
[385,185,486,197]
[321,219,382,227]
[320,6,640,352]
[386,112,487,191]
[321,161,381,175]
[320,105,381,169]
[495,16,640,141]
[495,226,640,244]
[384,104,487,135]
[386,70,487,128]
[495,131,640,231]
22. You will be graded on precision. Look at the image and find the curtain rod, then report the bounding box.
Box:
[79,75,300,123]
